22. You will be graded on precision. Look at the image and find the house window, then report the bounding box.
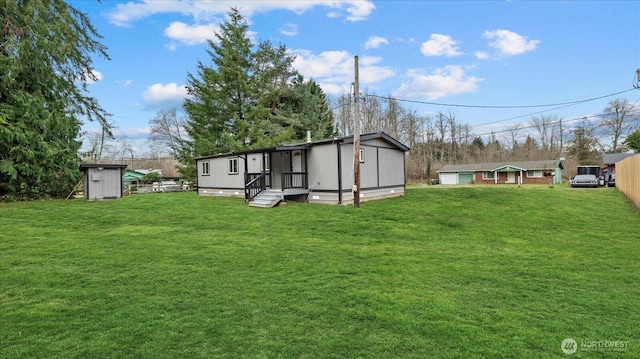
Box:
[261,154,270,171]
[482,171,495,180]
[202,162,210,176]
[228,158,239,175]
[527,170,542,178]
[359,148,365,163]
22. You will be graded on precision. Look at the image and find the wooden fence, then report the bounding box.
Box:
[616,155,640,209]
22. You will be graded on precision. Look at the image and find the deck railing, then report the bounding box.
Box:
[245,172,271,200]
[282,172,307,189]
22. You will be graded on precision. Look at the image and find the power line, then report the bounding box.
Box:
[473,94,640,137]
[472,103,579,128]
[472,112,604,138]
[366,88,636,109]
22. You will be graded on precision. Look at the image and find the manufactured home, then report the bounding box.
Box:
[195,132,409,207]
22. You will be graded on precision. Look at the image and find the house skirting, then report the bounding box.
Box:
[198,185,405,205]
[198,187,244,197]
[308,186,405,205]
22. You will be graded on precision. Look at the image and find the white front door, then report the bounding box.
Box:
[507,172,515,183]
[292,151,302,172]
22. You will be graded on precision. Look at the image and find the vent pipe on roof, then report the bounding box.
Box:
[306,130,312,143]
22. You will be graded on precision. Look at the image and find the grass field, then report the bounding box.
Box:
[1,186,639,358]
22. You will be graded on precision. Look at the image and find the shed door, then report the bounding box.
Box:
[440,173,457,185]
[458,173,474,185]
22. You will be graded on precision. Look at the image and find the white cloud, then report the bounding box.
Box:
[420,34,462,57]
[280,23,298,37]
[364,36,389,50]
[475,51,490,60]
[482,29,540,56]
[393,65,483,100]
[343,1,376,21]
[107,0,375,27]
[292,50,394,95]
[164,21,219,45]
[142,83,190,107]
[165,41,178,51]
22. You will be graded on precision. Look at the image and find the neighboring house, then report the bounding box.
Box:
[438,160,564,185]
[195,132,409,207]
[122,169,163,186]
[122,169,145,186]
[79,163,127,200]
[602,153,638,182]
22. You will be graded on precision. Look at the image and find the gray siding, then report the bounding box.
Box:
[307,144,339,191]
[361,138,396,149]
[246,153,263,173]
[195,132,408,204]
[339,139,405,190]
[360,145,378,188]
[378,147,405,187]
[340,144,354,190]
[198,157,244,189]
[84,168,122,200]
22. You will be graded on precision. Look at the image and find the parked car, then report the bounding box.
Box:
[607,174,616,187]
[570,174,599,188]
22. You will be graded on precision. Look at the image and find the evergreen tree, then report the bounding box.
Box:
[181,7,335,170]
[567,123,600,164]
[623,129,640,152]
[0,0,111,199]
[183,7,253,157]
[281,76,336,141]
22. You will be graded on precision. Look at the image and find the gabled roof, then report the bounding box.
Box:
[438,160,563,173]
[602,152,638,164]
[196,131,409,160]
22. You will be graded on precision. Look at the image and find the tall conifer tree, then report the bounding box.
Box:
[0,0,111,199]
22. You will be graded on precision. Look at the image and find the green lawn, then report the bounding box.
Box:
[1,187,638,358]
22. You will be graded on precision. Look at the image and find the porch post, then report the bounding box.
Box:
[494,171,497,184]
[520,170,523,185]
[337,142,342,204]
[280,151,285,191]
[304,149,308,189]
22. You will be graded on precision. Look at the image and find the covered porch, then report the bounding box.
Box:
[243,146,310,201]
[487,165,526,185]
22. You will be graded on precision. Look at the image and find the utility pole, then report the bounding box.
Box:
[353,55,361,208]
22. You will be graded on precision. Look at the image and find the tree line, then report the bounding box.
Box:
[328,94,639,180]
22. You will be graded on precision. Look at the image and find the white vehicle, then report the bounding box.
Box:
[152,181,180,192]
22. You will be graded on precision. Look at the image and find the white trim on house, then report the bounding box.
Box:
[228,158,239,175]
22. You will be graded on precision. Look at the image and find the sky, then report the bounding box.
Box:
[68,0,640,154]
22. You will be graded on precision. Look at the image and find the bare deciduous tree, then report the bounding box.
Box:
[149,108,188,159]
[599,98,639,152]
